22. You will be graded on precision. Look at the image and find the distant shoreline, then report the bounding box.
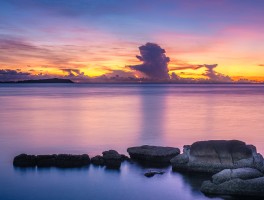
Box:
[0,78,74,84]
[0,78,263,84]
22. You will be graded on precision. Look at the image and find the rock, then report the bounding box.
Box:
[120,154,130,161]
[13,154,90,168]
[212,168,263,185]
[127,145,180,163]
[13,154,36,167]
[91,151,128,168]
[55,154,90,168]
[144,170,165,177]
[36,155,57,167]
[102,150,122,169]
[171,140,264,173]
[91,155,105,165]
[201,168,264,197]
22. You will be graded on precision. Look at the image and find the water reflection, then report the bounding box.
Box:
[1,84,264,200]
[138,86,167,144]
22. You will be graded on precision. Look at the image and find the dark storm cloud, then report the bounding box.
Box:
[129,43,170,79]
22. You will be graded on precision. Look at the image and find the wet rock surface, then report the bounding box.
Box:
[171,140,264,173]
[127,145,180,163]
[13,154,90,168]
[201,168,264,197]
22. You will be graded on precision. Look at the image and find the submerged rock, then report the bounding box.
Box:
[127,145,180,163]
[144,170,165,177]
[13,154,90,168]
[201,168,264,197]
[171,140,264,173]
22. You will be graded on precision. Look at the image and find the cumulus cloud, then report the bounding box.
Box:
[203,64,232,82]
[129,43,170,79]
[171,62,232,82]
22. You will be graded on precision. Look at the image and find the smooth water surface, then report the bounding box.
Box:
[1,84,264,200]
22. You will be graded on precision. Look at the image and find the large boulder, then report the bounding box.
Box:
[13,154,90,168]
[127,145,180,163]
[201,168,264,197]
[171,140,264,173]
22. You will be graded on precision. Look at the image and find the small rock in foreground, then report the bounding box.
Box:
[144,170,165,177]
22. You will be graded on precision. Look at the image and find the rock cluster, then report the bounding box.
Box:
[13,140,264,198]
[170,140,264,173]
[201,168,264,196]
[13,154,90,168]
[127,145,180,164]
[91,150,129,169]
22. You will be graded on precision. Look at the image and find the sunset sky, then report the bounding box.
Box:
[0,0,264,82]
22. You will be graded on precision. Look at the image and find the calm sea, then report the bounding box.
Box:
[0,84,264,200]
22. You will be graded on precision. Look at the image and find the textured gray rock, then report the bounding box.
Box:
[13,154,90,168]
[212,168,263,185]
[171,140,264,173]
[201,168,264,197]
[127,145,180,163]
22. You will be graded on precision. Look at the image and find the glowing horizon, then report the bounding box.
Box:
[0,0,264,82]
